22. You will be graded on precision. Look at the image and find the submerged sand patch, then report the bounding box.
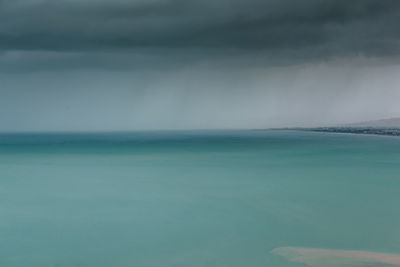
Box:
[271,247,400,267]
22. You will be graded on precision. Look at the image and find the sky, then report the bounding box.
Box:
[1,0,400,131]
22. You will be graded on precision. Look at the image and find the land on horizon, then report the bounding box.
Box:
[277,117,400,137]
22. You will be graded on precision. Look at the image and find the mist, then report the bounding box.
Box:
[1,56,399,132]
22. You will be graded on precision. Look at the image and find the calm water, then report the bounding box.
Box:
[1,130,400,267]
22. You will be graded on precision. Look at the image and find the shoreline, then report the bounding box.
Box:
[266,127,400,138]
[307,127,400,137]
[272,247,400,267]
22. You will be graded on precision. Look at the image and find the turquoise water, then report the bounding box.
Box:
[1,130,400,267]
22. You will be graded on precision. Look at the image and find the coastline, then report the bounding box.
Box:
[306,127,400,137]
[265,127,400,137]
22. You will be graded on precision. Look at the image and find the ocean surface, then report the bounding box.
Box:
[1,130,400,267]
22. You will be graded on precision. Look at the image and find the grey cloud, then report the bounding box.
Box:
[1,0,400,132]
[0,0,399,58]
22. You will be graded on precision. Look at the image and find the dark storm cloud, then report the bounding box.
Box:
[1,0,400,131]
[0,0,399,59]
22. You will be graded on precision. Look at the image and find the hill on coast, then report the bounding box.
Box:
[344,118,400,128]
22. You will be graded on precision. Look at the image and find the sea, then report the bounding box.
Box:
[1,130,400,267]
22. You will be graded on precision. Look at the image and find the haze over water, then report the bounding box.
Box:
[1,130,400,267]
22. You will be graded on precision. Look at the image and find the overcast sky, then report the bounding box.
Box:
[1,0,400,131]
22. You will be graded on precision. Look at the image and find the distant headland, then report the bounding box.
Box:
[281,118,400,137]
[307,127,400,136]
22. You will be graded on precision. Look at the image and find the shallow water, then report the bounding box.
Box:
[271,246,400,267]
[1,130,400,267]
